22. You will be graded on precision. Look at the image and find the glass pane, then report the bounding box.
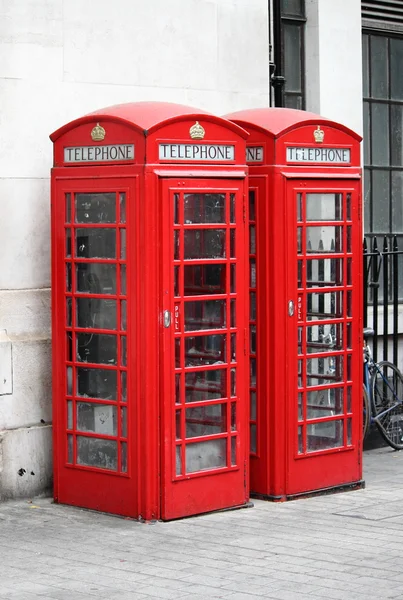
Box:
[76,298,117,330]
[120,264,126,295]
[121,371,127,402]
[77,402,117,435]
[391,105,403,167]
[298,393,303,420]
[346,193,351,222]
[121,406,127,438]
[364,169,371,232]
[76,228,116,259]
[306,226,343,253]
[347,387,352,413]
[184,230,225,259]
[231,437,236,465]
[250,325,256,353]
[184,194,225,223]
[231,368,236,395]
[371,103,389,166]
[121,336,127,366]
[347,418,352,445]
[306,291,343,321]
[175,338,181,368]
[176,410,181,439]
[250,358,256,386]
[119,193,126,223]
[76,367,117,400]
[67,366,72,395]
[76,263,116,295]
[184,300,226,331]
[176,373,181,404]
[121,300,127,330]
[185,403,227,438]
[297,228,302,253]
[284,94,303,109]
[185,439,226,473]
[363,102,370,165]
[184,264,226,295]
[184,335,226,367]
[283,23,302,92]
[298,426,303,454]
[174,266,180,296]
[76,333,117,365]
[362,34,369,98]
[231,264,236,293]
[390,38,403,100]
[176,446,182,475]
[120,229,126,259]
[250,292,256,320]
[75,193,116,223]
[231,333,236,362]
[230,194,235,224]
[230,229,235,258]
[307,421,343,452]
[174,230,180,259]
[174,194,179,224]
[66,298,72,327]
[296,193,302,222]
[250,226,256,253]
[65,193,71,223]
[281,0,304,16]
[67,401,73,429]
[249,190,255,220]
[66,229,71,257]
[306,194,342,221]
[231,403,236,430]
[121,442,127,472]
[307,355,344,386]
[306,258,343,287]
[77,436,118,470]
[66,263,72,292]
[250,424,257,453]
[392,173,403,232]
[250,259,256,287]
[370,36,388,99]
[372,170,390,233]
[306,388,344,419]
[67,434,73,463]
[306,323,343,353]
[250,391,256,420]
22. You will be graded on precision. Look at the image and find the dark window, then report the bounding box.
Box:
[271,0,306,108]
[362,32,403,236]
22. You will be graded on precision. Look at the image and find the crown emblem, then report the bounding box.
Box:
[91,123,106,141]
[313,126,324,143]
[189,121,205,140]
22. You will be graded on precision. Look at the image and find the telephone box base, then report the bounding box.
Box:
[251,480,365,503]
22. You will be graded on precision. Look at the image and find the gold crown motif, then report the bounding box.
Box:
[91,123,106,141]
[189,121,205,140]
[313,126,324,143]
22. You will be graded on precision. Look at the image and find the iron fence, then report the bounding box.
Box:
[363,235,403,366]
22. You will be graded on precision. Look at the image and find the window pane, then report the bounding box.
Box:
[362,34,369,98]
[372,170,390,233]
[77,402,117,436]
[390,38,403,101]
[76,333,117,365]
[283,24,302,92]
[392,172,403,233]
[391,105,403,167]
[281,0,304,16]
[76,228,116,259]
[363,102,370,165]
[364,169,371,233]
[370,36,388,99]
[76,263,116,295]
[184,194,226,224]
[77,436,118,471]
[186,439,226,473]
[284,94,303,109]
[75,193,116,224]
[371,103,389,166]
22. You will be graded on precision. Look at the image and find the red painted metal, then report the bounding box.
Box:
[225,108,363,499]
[50,102,250,520]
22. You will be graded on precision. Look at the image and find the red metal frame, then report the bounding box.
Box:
[50,102,250,520]
[225,108,363,499]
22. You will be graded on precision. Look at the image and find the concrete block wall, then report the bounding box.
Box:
[0,0,270,500]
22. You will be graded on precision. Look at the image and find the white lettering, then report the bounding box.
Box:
[286,146,351,164]
[158,143,235,161]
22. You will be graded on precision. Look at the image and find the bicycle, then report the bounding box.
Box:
[363,327,403,449]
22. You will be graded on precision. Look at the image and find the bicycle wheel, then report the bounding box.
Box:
[363,383,370,441]
[370,361,403,450]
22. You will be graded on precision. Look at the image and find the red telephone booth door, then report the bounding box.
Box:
[160,178,249,520]
[286,178,362,494]
[52,176,138,517]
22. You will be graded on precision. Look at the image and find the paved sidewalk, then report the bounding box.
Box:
[1,446,403,600]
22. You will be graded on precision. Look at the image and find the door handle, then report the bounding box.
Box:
[163,310,172,328]
[288,300,295,317]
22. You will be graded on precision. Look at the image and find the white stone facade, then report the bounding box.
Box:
[0,0,363,500]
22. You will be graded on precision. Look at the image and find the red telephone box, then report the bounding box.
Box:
[50,102,250,520]
[225,108,364,499]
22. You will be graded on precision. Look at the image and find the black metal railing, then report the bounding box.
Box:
[363,235,403,366]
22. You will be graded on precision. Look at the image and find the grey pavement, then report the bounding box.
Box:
[1,444,403,600]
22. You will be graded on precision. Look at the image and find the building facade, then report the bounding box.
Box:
[0,0,395,501]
